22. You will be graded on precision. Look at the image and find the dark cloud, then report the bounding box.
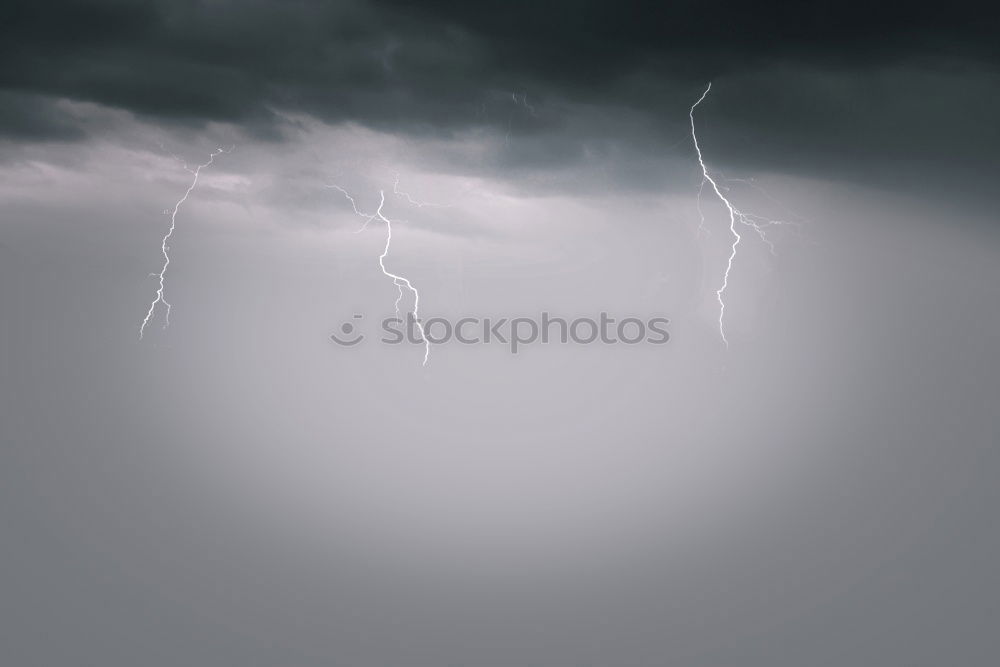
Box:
[0,91,86,141]
[3,0,996,126]
[1,0,480,132]
[377,0,998,81]
[1,0,998,198]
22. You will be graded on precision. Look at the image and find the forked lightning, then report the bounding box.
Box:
[328,181,432,365]
[139,146,229,340]
[690,83,793,345]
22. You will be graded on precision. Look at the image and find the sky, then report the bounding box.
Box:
[2,2,999,666]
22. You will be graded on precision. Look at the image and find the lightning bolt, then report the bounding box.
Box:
[139,146,229,340]
[695,178,710,239]
[327,182,431,365]
[504,89,538,148]
[690,83,795,346]
[512,91,537,116]
[392,173,452,209]
[327,184,379,232]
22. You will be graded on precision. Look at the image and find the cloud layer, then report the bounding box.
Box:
[3,0,998,197]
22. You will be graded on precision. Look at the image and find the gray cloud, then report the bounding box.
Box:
[3,0,998,197]
[0,91,87,141]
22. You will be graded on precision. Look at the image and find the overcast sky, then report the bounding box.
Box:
[2,2,999,666]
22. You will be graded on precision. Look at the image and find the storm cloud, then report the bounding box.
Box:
[2,0,998,195]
